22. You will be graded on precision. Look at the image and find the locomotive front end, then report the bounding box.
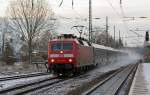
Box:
[48,40,77,75]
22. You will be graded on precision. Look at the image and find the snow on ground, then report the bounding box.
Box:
[0,72,47,78]
[0,55,139,95]
[0,72,29,78]
[0,62,48,76]
[29,57,138,95]
[143,63,150,91]
[0,74,53,90]
[0,74,14,78]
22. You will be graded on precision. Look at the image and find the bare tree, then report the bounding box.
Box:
[37,31,57,50]
[0,17,10,57]
[3,42,15,65]
[8,0,55,64]
[94,32,124,48]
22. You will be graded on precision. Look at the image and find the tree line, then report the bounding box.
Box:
[1,0,56,64]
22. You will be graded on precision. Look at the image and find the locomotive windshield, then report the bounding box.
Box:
[51,43,73,51]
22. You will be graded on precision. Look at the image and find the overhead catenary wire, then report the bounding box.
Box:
[105,0,128,32]
[51,0,92,37]
[59,0,74,8]
[53,0,144,45]
[107,0,143,46]
[57,0,130,44]
[105,0,129,44]
[106,0,140,36]
[118,0,143,39]
[105,0,122,17]
[105,0,144,46]
[119,0,130,33]
[50,2,87,28]
[59,0,63,7]
[52,0,88,23]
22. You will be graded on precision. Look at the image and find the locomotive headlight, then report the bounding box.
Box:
[60,51,63,54]
[69,59,72,62]
[51,59,55,63]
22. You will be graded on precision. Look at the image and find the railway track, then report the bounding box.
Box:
[83,63,138,95]
[0,64,138,95]
[0,72,50,81]
[0,76,63,95]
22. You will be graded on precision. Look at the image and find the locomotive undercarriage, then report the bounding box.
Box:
[50,64,74,76]
[49,63,96,77]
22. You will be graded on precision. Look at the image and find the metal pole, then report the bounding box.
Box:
[119,30,121,40]
[32,0,34,9]
[2,19,7,56]
[114,25,116,47]
[1,32,4,56]
[72,25,85,38]
[119,30,121,48]
[89,0,92,43]
[106,16,108,64]
[106,16,108,46]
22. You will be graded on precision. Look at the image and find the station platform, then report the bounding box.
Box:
[129,63,150,95]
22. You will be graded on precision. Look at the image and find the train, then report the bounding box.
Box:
[48,34,128,76]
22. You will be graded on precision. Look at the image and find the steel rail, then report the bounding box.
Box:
[114,63,138,95]
[0,72,50,81]
[83,64,138,95]
[0,76,60,95]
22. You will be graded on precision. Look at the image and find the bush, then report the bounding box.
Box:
[3,56,16,65]
[2,42,16,65]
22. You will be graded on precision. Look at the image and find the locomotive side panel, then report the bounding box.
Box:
[107,51,117,64]
[76,45,94,67]
[94,48,107,65]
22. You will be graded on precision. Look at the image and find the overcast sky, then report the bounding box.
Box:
[49,0,150,47]
[1,0,150,46]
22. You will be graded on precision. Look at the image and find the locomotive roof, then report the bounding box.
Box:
[50,38,79,43]
[50,38,93,46]
[50,36,126,54]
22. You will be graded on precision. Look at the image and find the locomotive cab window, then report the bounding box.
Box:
[63,43,73,50]
[51,43,73,51]
[51,43,61,51]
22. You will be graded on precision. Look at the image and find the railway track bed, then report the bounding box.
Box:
[82,63,138,95]
[28,64,135,95]
[0,76,60,95]
[0,63,138,95]
[0,72,50,81]
[0,72,53,92]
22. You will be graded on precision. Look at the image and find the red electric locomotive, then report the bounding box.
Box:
[48,34,128,76]
[48,34,94,75]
